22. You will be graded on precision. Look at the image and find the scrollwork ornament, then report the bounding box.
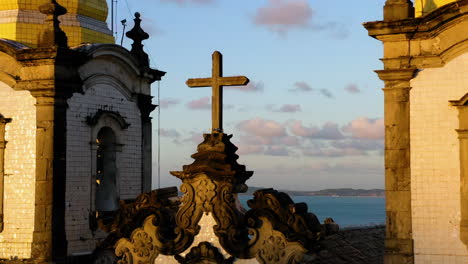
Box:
[116,248,132,264]
[177,183,199,230]
[111,132,330,264]
[115,216,160,263]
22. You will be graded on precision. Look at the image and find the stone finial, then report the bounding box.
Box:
[38,0,68,48]
[383,0,415,21]
[126,12,150,67]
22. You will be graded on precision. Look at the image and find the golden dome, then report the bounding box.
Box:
[0,0,114,47]
[415,0,458,17]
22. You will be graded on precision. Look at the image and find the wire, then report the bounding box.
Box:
[115,0,118,37]
[124,0,133,16]
[157,81,161,189]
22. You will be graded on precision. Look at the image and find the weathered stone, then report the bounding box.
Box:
[364,1,468,262]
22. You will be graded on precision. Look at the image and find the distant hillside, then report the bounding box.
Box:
[241,187,385,197]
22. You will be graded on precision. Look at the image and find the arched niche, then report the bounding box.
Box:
[87,110,127,229]
[95,127,118,212]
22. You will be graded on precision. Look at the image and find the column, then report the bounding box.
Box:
[30,96,55,262]
[0,116,11,232]
[377,69,416,264]
[137,94,156,192]
[451,104,468,247]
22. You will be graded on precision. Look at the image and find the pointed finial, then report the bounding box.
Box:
[126,12,150,67]
[38,0,68,48]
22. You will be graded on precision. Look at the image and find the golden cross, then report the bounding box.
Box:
[186,51,249,133]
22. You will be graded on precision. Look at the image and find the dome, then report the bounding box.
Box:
[0,0,114,47]
[415,0,458,17]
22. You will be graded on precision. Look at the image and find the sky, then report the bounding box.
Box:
[110,0,388,191]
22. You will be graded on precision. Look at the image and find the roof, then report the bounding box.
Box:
[313,225,384,264]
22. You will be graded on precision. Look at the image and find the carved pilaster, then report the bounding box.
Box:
[449,97,468,248]
[383,0,414,21]
[376,68,416,264]
[17,47,81,262]
[0,115,11,233]
[136,94,156,192]
[31,96,55,262]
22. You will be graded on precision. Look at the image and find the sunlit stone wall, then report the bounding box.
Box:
[65,82,142,254]
[0,81,36,259]
[410,52,468,263]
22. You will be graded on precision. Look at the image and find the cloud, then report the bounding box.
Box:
[253,0,313,35]
[319,88,333,98]
[227,81,264,92]
[160,128,181,138]
[330,139,383,151]
[186,97,211,110]
[345,83,361,94]
[159,98,180,108]
[234,118,299,156]
[237,118,287,138]
[183,131,204,144]
[267,104,302,113]
[312,22,349,39]
[139,17,164,36]
[160,0,215,5]
[290,121,343,139]
[280,135,299,146]
[290,121,318,137]
[342,117,384,140]
[264,146,289,156]
[236,145,264,155]
[302,147,365,157]
[290,81,313,92]
[186,97,234,111]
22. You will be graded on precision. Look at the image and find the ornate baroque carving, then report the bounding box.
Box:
[113,132,337,264]
[175,242,235,264]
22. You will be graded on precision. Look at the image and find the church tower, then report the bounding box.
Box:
[0,0,114,47]
[0,0,163,262]
[365,0,468,263]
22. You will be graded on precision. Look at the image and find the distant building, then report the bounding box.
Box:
[0,0,163,262]
[364,0,468,263]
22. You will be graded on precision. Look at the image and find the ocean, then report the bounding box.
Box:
[238,195,385,228]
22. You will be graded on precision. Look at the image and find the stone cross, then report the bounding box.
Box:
[186,51,249,132]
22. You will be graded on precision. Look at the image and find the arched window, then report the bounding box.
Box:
[95,127,119,213]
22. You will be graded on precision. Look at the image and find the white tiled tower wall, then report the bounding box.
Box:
[410,52,468,263]
[65,82,142,254]
[0,81,36,259]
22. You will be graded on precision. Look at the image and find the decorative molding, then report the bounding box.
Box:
[375,69,418,82]
[112,133,337,264]
[175,242,235,264]
[86,110,130,130]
